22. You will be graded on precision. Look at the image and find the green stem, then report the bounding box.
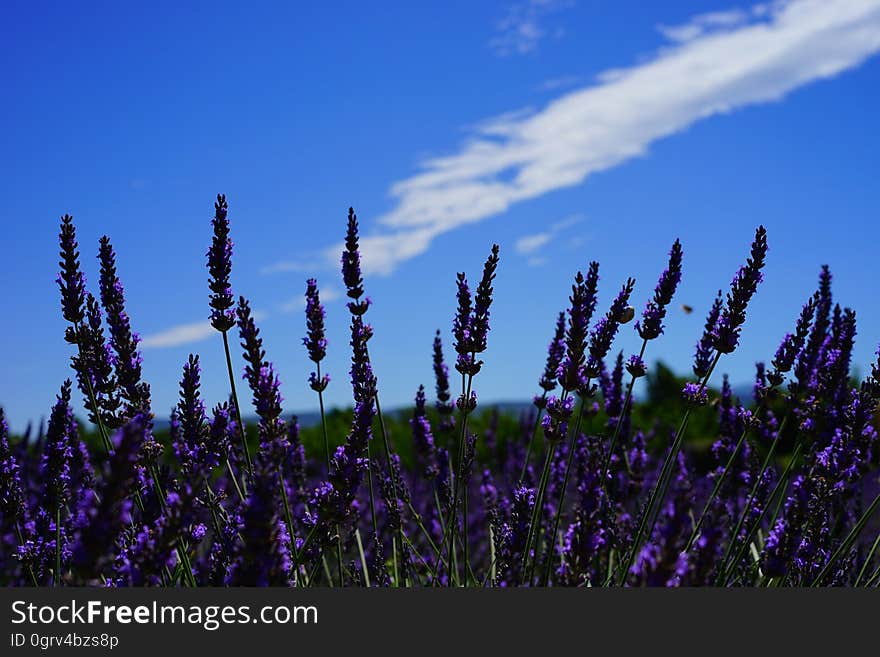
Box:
[601,339,647,490]
[520,438,557,584]
[222,329,252,478]
[314,366,343,587]
[541,395,588,586]
[811,492,880,587]
[617,351,721,585]
[445,369,475,586]
[855,532,880,586]
[520,392,547,482]
[718,415,788,568]
[355,528,371,587]
[717,442,803,586]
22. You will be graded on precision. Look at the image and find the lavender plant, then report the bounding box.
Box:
[1,201,878,588]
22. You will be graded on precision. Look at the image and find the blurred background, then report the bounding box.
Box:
[2,0,879,431]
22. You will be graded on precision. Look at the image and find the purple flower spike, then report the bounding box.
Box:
[584,277,637,380]
[410,386,438,479]
[303,278,328,364]
[542,395,575,442]
[237,297,284,439]
[0,408,26,528]
[57,214,86,327]
[70,293,122,429]
[636,239,683,341]
[769,293,817,387]
[712,226,768,354]
[207,194,236,332]
[342,208,370,316]
[432,331,455,430]
[98,236,151,416]
[558,262,600,393]
[693,290,723,379]
[539,311,567,393]
[453,244,501,378]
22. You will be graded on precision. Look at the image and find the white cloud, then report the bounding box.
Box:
[140,320,216,349]
[489,0,575,56]
[142,310,269,350]
[267,0,880,278]
[657,8,754,43]
[260,259,320,275]
[515,214,582,255]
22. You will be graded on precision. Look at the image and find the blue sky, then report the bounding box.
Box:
[2,0,880,431]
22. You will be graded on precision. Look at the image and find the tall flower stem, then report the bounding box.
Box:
[811,493,880,586]
[540,392,590,586]
[75,334,113,455]
[520,390,572,583]
[617,351,722,585]
[221,330,252,479]
[372,390,405,583]
[717,440,803,586]
[601,339,647,487]
[316,362,331,469]
[520,392,547,482]
[717,413,789,565]
[444,369,475,586]
[856,533,880,586]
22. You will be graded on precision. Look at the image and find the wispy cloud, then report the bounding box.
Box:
[142,310,269,350]
[515,214,581,259]
[658,7,755,44]
[489,0,575,57]
[141,320,216,350]
[268,0,880,278]
[260,259,321,275]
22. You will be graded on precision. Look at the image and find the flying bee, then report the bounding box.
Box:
[681,304,694,315]
[618,305,635,324]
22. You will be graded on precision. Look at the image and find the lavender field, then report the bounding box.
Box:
[1,194,878,587]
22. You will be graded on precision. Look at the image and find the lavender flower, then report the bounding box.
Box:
[410,386,438,479]
[769,293,817,387]
[304,278,330,392]
[342,208,369,315]
[174,355,217,479]
[687,291,721,380]
[558,262,600,393]
[453,245,500,377]
[495,486,534,586]
[237,297,284,440]
[542,395,575,443]
[70,294,122,429]
[0,408,25,528]
[41,381,76,514]
[636,239,683,341]
[625,354,647,379]
[432,331,455,430]
[71,415,144,580]
[712,226,768,354]
[98,236,151,415]
[57,214,86,326]
[538,311,567,393]
[681,382,708,406]
[584,277,636,380]
[207,194,236,332]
